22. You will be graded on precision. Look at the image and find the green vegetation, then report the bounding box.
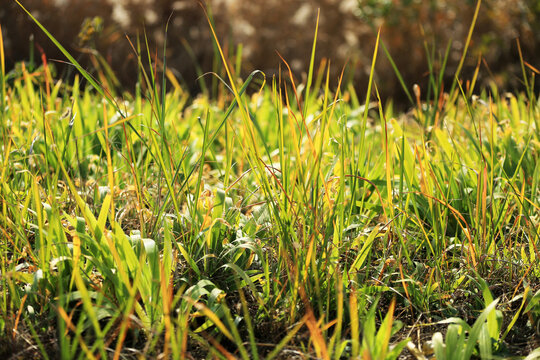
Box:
[1,2,539,359]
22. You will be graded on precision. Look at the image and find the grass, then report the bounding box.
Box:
[1,2,539,359]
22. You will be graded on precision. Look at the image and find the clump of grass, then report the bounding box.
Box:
[1,1,539,359]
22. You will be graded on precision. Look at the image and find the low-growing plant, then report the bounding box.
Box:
[432,299,500,360]
[1,1,539,359]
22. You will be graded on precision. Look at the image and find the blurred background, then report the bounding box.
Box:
[2,0,539,104]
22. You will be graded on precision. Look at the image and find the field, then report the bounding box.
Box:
[1,3,540,360]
